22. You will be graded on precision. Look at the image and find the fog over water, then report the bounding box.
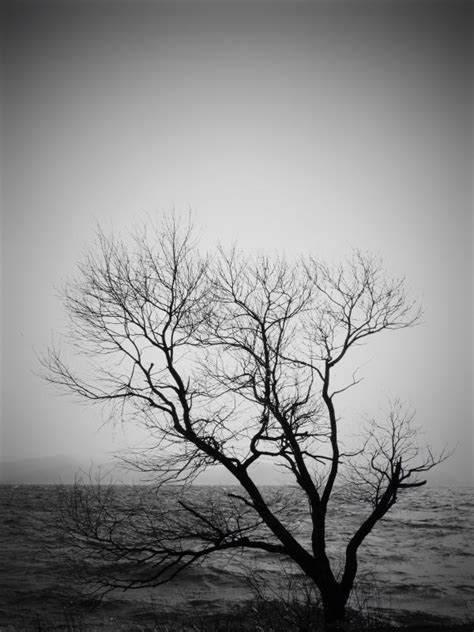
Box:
[1,1,472,486]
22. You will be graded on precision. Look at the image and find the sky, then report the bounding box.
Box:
[1,0,472,485]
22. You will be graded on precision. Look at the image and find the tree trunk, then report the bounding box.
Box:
[320,585,348,624]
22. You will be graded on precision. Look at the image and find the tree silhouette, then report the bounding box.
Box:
[45,215,445,624]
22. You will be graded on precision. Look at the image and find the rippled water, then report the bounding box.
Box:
[200,485,474,620]
[0,485,472,625]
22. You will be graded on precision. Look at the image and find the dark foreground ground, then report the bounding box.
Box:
[1,597,472,632]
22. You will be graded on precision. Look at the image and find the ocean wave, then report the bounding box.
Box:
[391,519,467,531]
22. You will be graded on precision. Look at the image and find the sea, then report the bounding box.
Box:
[0,484,472,628]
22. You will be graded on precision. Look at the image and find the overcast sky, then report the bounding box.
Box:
[1,1,472,485]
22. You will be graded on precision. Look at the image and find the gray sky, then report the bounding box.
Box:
[1,1,472,485]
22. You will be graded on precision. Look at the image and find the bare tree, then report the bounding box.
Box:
[44,215,445,624]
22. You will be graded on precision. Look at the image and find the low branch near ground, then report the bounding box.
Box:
[56,478,289,594]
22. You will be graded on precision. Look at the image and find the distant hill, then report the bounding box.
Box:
[0,455,81,484]
[0,455,293,486]
[0,455,141,485]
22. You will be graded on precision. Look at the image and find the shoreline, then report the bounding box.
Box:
[2,598,472,631]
